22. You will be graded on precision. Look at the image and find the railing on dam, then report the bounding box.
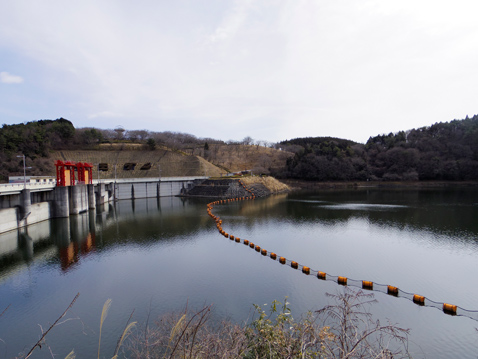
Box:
[0,176,208,195]
[96,176,208,185]
[0,182,57,194]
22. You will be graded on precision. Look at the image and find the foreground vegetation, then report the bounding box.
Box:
[7,289,410,358]
[126,290,410,359]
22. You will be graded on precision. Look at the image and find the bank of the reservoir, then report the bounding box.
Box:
[182,176,290,198]
[282,179,478,190]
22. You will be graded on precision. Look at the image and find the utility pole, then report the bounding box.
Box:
[16,154,26,189]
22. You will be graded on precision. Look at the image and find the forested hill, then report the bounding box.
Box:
[275,115,478,181]
[1,115,478,182]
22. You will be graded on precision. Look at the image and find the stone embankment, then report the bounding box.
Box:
[183,176,289,199]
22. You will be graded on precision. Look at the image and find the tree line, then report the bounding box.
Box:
[1,115,477,182]
[273,115,478,181]
[0,118,223,181]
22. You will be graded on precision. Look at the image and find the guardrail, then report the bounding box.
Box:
[95,176,208,184]
[0,182,57,194]
[0,177,209,195]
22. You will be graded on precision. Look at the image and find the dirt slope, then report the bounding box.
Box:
[53,149,226,179]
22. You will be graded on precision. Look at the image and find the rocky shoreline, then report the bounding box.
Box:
[181,176,290,198]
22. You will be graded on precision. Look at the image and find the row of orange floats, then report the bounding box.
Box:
[206,180,459,316]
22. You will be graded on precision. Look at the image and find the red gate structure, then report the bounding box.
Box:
[76,162,93,185]
[56,161,93,186]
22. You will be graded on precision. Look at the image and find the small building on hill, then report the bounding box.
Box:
[9,176,56,184]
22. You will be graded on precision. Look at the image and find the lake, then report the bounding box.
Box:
[0,187,477,358]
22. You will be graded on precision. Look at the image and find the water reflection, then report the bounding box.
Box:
[0,197,210,277]
[1,189,475,278]
[0,188,477,358]
[231,188,478,242]
[0,221,51,281]
[52,216,96,271]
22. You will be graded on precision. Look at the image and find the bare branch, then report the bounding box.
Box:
[23,292,80,359]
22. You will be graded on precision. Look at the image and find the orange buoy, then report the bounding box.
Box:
[235,237,240,243]
[224,233,229,238]
[255,246,261,252]
[413,294,425,306]
[243,239,249,245]
[270,252,277,259]
[291,261,298,269]
[362,281,373,290]
[338,276,347,286]
[230,235,235,240]
[261,249,267,255]
[279,257,286,264]
[443,303,457,315]
[387,285,399,296]
[302,266,310,275]
[317,271,326,280]
[249,242,254,248]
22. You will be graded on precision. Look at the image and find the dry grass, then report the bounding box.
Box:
[241,176,290,193]
[51,149,226,178]
[126,289,411,359]
[10,290,410,358]
[127,304,249,359]
[49,143,291,180]
[204,144,294,174]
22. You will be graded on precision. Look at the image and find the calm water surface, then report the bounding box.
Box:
[0,188,477,358]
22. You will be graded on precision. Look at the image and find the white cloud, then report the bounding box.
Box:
[87,111,124,120]
[0,0,477,142]
[0,71,23,84]
[208,0,253,43]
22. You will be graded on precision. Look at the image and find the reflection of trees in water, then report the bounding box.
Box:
[231,189,478,244]
[1,189,476,276]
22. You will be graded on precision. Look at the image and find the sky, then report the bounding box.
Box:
[1,0,477,144]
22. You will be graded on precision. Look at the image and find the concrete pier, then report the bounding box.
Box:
[51,186,70,218]
[87,184,96,210]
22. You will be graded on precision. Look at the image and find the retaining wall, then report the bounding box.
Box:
[183,178,272,199]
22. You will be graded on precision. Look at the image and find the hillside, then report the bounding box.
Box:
[0,119,291,181]
[2,115,478,182]
[52,144,292,180]
[202,143,294,174]
[54,147,225,179]
[276,115,478,181]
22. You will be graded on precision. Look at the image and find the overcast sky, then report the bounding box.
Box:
[1,0,477,143]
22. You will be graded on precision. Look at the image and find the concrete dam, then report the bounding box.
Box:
[0,177,205,234]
